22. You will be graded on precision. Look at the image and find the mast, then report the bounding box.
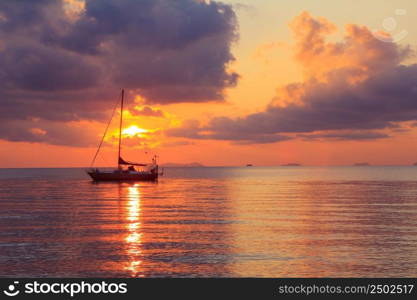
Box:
[118,89,124,169]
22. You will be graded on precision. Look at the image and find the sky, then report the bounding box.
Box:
[1,0,417,167]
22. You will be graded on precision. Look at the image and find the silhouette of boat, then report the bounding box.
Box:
[354,162,370,166]
[87,89,160,181]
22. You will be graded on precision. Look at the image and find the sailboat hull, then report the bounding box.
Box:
[87,170,158,182]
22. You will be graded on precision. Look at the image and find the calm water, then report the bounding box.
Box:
[0,166,417,277]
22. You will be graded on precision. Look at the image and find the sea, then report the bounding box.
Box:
[0,166,416,277]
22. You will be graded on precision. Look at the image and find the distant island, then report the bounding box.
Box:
[246,164,253,167]
[354,162,370,166]
[161,162,205,167]
[281,163,301,167]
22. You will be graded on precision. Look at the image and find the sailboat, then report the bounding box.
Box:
[87,89,159,181]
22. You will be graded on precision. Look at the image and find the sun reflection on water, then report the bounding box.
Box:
[125,183,143,277]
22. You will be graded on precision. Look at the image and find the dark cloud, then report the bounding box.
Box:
[208,65,417,132]
[165,120,201,139]
[130,106,164,118]
[297,131,390,141]
[0,0,238,145]
[40,0,239,102]
[52,0,236,53]
[168,64,417,144]
[162,140,196,147]
[0,0,58,33]
[0,40,101,91]
[0,119,98,147]
[166,120,293,144]
[0,88,116,122]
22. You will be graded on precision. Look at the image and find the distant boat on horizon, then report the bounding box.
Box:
[281,163,301,167]
[354,162,370,166]
[87,89,160,181]
[246,164,253,167]
[162,162,205,167]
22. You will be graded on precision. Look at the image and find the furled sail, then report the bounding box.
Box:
[118,156,147,166]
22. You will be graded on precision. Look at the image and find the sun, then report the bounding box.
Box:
[122,125,148,136]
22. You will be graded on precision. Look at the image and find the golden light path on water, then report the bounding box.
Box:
[125,184,143,277]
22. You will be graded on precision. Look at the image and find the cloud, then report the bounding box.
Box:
[0,119,99,147]
[130,106,165,118]
[0,0,239,145]
[168,12,417,144]
[297,131,390,141]
[42,0,239,103]
[166,120,293,144]
[288,11,409,83]
[0,40,101,91]
[165,120,202,139]
[161,140,196,147]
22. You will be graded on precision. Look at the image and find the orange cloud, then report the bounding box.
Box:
[289,11,410,84]
[168,12,417,146]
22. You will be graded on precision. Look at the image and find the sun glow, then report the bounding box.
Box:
[122,125,148,136]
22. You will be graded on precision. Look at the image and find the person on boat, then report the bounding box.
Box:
[128,165,136,172]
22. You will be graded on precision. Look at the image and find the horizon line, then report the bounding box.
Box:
[1,164,417,169]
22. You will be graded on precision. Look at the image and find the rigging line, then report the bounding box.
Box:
[90,92,122,167]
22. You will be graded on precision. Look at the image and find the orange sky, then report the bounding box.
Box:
[2,128,417,167]
[2,0,417,167]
